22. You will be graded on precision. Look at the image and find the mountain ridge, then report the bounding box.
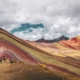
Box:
[36,35,69,43]
[0,28,80,77]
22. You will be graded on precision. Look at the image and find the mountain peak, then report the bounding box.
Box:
[70,36,80,41]
[76,36,80,39]
[0,28,8,32]
[0,28,4,30]
[36,35,69,43]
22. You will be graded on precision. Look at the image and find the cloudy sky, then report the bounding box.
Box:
[0,0,80,41]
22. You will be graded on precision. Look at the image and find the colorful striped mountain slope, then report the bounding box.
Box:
[0,28,80,77]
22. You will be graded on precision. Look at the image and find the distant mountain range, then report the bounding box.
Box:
[36,35,69,43]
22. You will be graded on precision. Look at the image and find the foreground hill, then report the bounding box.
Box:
[0,62,80,80]
[0,28,80,78]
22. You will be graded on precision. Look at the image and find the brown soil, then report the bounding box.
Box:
[0,62,79,80]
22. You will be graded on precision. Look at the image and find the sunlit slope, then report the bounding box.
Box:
[60,36,80,50]
[0,28,80,76]
[30,37,80,59]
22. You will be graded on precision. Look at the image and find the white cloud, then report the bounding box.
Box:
[13,27,43,41]
[0,0,80,40]
[1,24,20,31]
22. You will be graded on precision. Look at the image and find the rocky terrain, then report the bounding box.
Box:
[0,61,80,80]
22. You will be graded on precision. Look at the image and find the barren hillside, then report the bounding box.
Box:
[0,62,80,80]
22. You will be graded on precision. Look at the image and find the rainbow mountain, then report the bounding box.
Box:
[0,28,80,77]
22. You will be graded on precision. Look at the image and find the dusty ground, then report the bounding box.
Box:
[0,61,79,80]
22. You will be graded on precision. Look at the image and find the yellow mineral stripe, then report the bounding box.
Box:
[0,33,80,75]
